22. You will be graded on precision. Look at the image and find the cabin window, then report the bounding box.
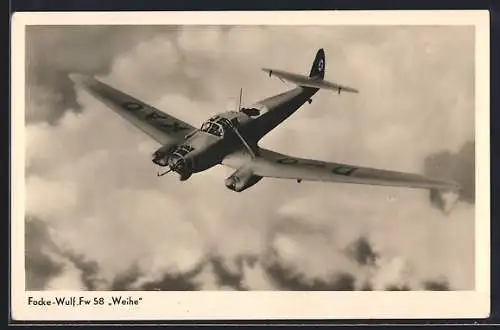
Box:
[240,108,261,117]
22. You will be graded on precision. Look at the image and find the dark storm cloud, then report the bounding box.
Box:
[261,224,455,291]
[137,259,207,291]
[139,276,199,291]
[25,216,63,290]
[26,25,234,125]
[25,214,206,290]
[264,257,356,291]
[422,278,450,291]
[62,252,100,290]
[25,215,103,290]
[111,256,254,291]
[424,140,475,209]
[386,284,411,291]
[346,236,378,267]
[136,271,202,291]
[110,265,143,290]
[26,26,177,124]
[25,211,454,291]
[209,256,246,290]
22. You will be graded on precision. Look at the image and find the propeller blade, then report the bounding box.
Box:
[157,167,173,177]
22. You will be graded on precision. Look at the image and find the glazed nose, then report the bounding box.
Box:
[168,154,184,170]
[152,152,169,166]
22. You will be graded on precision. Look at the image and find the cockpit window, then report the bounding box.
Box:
[240,107,261,117]
[200,115,241,137]
[200,120,224,137]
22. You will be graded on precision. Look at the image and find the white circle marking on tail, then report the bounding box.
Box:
[318,59,324,71]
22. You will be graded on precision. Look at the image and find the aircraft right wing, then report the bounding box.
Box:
[223,148,460,192]
[69,74,196,146]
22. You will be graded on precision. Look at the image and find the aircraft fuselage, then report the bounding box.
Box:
[152,86,319,181]
[152,110,255,180]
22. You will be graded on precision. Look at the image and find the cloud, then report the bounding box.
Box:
[25,216,64,290]
[26,26,182,124]
[24,25,476,291]
[25,216,100,290]
[347,236,379,267]
[425,140,475,209]
[422,278,450,291]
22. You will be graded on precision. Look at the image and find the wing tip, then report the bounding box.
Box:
[446,179,462,192]
[430,184,461,214]
[434,179,461,193]
[68,73,96,87]
[68,72,84,83]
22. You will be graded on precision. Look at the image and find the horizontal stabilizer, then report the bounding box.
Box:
[262,68,359,93]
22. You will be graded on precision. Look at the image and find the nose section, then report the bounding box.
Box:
[152,152,169,166]
[168,153,193,181]
[167,154,184,170]
[152,143,196,180]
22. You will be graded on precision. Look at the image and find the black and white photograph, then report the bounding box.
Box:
[11,11,490,320]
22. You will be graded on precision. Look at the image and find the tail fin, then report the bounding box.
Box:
[261,48,359,94]
[309,48,325,79]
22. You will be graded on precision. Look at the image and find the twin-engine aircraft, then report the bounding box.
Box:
[70,48,460,200]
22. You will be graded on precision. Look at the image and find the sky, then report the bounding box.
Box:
[24,25,476,291]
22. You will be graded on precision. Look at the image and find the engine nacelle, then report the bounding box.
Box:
[225,167,263,192]
[151,144,176,166]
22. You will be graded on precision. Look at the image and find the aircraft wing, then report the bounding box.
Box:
[222,148,460,191]
[69,74,196,145]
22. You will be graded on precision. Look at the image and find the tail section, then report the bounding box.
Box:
[262,48,358,94]
[309,48,325,79]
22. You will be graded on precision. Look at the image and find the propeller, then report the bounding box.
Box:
[157,167,173,177]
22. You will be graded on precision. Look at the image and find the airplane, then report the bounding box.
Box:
[69,48,460,203]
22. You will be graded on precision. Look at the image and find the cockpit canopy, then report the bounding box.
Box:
[200,115,239,137]
[200,121,224,137]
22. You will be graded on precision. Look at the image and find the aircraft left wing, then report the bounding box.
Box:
[223,148,460,191]
[69,74,196,145]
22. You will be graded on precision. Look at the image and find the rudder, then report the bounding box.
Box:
[309,48,325,79]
